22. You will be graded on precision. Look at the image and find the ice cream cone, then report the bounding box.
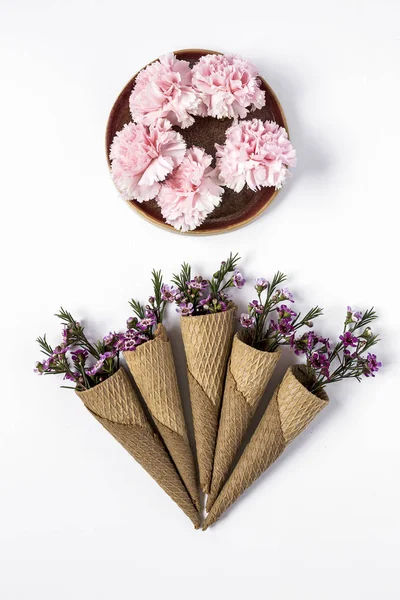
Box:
[124,324,199,509]
[76,367,200,528]
[203,365,328,528]
[207,333,281,510]
[180,307,236,493]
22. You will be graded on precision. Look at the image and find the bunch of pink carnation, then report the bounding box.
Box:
[157,146,224,232]
[110,119,186,202]
[191,54,265,119]
[216,119,296,192]
[129,53,198,129]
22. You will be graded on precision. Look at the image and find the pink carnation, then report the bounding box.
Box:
[110,119,186,202]
[157,146,224,232]
[216,119,296,192]
[129,53,198,129]
[191,54,265,119]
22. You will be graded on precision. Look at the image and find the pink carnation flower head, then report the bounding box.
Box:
[191,54,265,120]
[110,119,186,202]
[216,119,296,192]
[129,53,198,129]
[157,146,224,232]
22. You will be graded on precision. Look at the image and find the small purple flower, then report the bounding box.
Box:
[233,270,246,289]
[249,300,264,314]
[187,277,208,291]
[240,313,256,328]
[280,288,294,303]
[271,318,295,335]
[176,302,194,316]
[103,332,116,346]
[310,351,330,378]
[199,294,212,308]
[339,331,359,348]
[148,296,155,305]
[161,284,177,303]
[63,372,79,382]
[71,348,88,363]
[137,315,157,331]
[255,278,269,290]
[86,358,105,377]
[347,306,362,322]
[62,327,69,345]
[126,316,138,329]
[219,301,228,312]
[42,357,56,371]
[100,351,116,360]
[363,353,382,377]
[277,304,297,320]
[53,345,68,355]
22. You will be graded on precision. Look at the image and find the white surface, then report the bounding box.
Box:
[1,0,399,598]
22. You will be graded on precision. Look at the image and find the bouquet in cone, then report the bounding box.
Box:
[207,272,323,510]
[204,306,382,528]
[34,308,200,528]
[172,253,244,493]
[121,270,200,509]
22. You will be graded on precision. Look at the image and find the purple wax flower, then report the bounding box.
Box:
[176,302,194,316]
[347,306,362,322]
[339,331,359,348]
[63,372,78,382]
[233,270,246,289]
[100,351,116,360]
[240,313,256,328]
[71,348,88,362]
[310,351,330,378]
[86,358,105,377]
[161,284,177,303]
[255,278,269,290]
[199,294,212,307]
[62,327,69,345]
[249,300,264,314]
[271,318,295,335]
[103,332,116,346]
[277,304,297,319]
[137,315,157,330]
[280,288,294,303]
[363,353,382,377]
[187,277,208,291]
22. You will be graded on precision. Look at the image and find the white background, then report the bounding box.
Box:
[1,0,399,598]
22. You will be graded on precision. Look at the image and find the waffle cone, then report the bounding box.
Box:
[181,307,236,493]
[207,334,281,510]
[124,324,199,509]
[76,367,200,528]
[203,366,328,528]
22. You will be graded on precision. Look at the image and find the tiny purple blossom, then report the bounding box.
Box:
[240,313,256,328]
[137,315,157,331]
[310,351,330,378]
[176,302,194,316]
[86,358,105,377]
[339,331,359,348]
[100,351,116,360]
[161,284,177,303]
[249,300,264,314]
[280,288,294,303]
[103,332,115,346]
[187,277,208,291]
[277,304,297,320]
[255,278,269,290]
[364,353,382,377]
[63,372,79,382]
[71,348,88,362]
[271,318,295,335]
[233,270,246,289]
[347,306,362,322]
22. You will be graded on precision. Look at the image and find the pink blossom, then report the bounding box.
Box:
[157,146,224,232]
[191,54,265,120]
[216,119,296,192]
[129,53,198,129]
[110,119,186,202]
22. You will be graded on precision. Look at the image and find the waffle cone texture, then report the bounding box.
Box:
[123,324,199,510]
[180,307,236,493]
[207,334,281,510]
[76,367,200,528]
[203,365,329,529]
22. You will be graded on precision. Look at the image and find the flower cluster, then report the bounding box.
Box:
[34,308,122,390]
[110,119,186,202]
[172,252,244,316]
[157,146,224,232]
[239,272,322,351]
[291,307,382,393]
[110,52,295,232]
[122,270,177,351]
[216,119,297,192]
[191,53,265,119]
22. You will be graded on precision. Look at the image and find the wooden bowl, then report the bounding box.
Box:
[106,49,289,235]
